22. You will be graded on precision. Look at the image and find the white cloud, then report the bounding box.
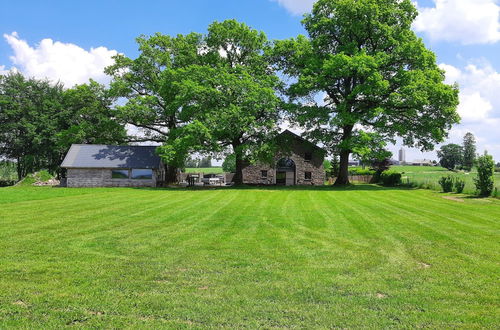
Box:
[414,0,500,45]
[439,61,500,120]
[272,0,316,15]
[2,32,118,87]
[457,92,492,121]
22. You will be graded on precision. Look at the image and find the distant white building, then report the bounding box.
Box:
[411,159,434,166]
[398,147,406,164]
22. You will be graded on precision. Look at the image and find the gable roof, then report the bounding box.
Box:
[278,130,326,152]
[61,145,162,169]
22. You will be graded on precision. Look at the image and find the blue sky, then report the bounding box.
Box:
[1,0,499,162]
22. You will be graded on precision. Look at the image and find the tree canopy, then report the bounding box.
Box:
[437,143,463,171]
[462,132,476,172]
[0,73,126,180]
[270,0,460,184]
[156,20,283,184]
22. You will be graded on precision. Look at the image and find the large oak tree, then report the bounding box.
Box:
[158,20,282,184]
[105,32,206,183]
[271,0,460,184]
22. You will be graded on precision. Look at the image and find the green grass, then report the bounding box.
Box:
[1,185,499,328]
[390,165,500,194]
[184,167,224,174]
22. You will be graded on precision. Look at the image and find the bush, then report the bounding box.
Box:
[380,171,402,186]
[0,180,16,187]
[438,175,454,193]
[454,178,465,194]
[474,153,494,197]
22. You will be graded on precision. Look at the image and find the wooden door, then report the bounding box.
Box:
[285,171,295,186]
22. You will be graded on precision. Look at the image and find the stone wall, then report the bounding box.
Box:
[242,163,275,185]
[242,137,325,186]
[67,168,156,188]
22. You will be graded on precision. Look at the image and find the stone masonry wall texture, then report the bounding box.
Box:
[242,134,325,186]
[67,168,156,188]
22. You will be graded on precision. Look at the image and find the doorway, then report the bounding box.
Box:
[276,158,296,186]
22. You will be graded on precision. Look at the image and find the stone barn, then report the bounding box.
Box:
[61,145,165,188]
[242,130,325,186]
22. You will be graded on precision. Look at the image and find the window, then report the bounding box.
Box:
[112,169,129,179]
[131,169,153,180]
[304,152,312,162]
[261,170,268,179]
[305,172,312,181]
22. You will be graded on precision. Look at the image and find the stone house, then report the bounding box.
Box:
[61,145,164,187]
[242,130,325,186]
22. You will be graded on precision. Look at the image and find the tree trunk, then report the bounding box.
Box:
[334,149,351,185]
[16,161,22,182]
[232,142,244,185]
[334,125,354,186]
[233,153,244,185]
[165,165,178,185]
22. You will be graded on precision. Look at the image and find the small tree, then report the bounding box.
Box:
[462,132,476,172]
[454,178,465,194]
[330,156,340,178]
[222,154,236,173]
[438,175,454,193]
[437,144,463,171]
[474,152,494,197]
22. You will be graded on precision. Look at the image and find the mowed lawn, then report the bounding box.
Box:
[392,165,500,194]
[0,186,499,328]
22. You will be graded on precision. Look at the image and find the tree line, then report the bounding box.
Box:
[1,0,460,185]
[437,132,477,171]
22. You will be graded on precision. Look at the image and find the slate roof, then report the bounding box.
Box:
[279,130,326,152]
[61,145,162,169]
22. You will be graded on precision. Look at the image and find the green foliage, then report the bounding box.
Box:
[380,171,402,186]
[18,170,54,186]
[166,20,282,184]
[437,144,463,170]
[438,175,454,193]
[0,160,17,181]
[108,20,282,184]
[474,152,495,197]
[462,132,476,172]
[0,73,64,179]
[185,157,212,168]
[392,165,500,195]
[454,178,465,194]
[0,73,126,180]
[329,156,340,178]
[270,0,460,185]
[222,154,236,173]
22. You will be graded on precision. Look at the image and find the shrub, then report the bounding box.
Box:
[380,171,402,186]
[474,152,494,197]
[438,175,454,193]
[0,180,16,187]
[454,178,465,194]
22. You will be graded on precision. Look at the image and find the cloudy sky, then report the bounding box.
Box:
[1,0,499,162]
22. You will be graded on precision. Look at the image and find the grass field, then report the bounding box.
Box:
[184,167,224,174]
[390,165,500,194]
[1,185,499,328]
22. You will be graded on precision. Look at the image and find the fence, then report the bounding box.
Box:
[328,175,373,184]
